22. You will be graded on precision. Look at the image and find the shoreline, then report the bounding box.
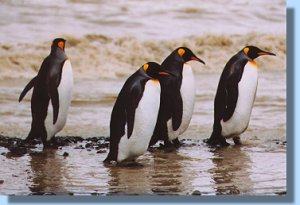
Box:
[0,33,286,80]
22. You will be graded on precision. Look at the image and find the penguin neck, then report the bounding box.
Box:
[240,50,255,62]
[161,56,184,77]
[50,47,67,59]
[240,51,258,68]
[138,68,151,79]
[247,60,258,69]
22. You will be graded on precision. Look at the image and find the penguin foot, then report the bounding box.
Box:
[103,159,117,167]
[43,145,58,150]
[233,136,242,145]
[19,139,28,147]
[22,138,39,148]
[159,141,176,152]
[172,138,182,148]
[23,137,35,145]
[205,137,230,147]
[118,161,144,168]
[147,146,155,153]
[43,141,59,149]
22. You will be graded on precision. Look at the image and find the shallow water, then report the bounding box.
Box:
[0,139,286,196]
[0,0,285,43]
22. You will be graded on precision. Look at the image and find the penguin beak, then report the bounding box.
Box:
[257,50,276,56]
[190,56,206,65]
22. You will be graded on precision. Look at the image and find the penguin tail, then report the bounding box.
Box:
[19,77,36,102]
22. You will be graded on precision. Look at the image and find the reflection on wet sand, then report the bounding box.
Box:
[106,150,186,195]
[151,150,186,194]
[107,162,152,195]
[0,139,286,195]
[209,146,253,195]
[28,148,67,195]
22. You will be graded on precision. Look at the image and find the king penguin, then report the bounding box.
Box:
[104,62,172,163]
[206,46,275,146]
[19,38,73,147]
[150,47,205,148]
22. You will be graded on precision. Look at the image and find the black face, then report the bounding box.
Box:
[243,46,276,60]
[175,47,205,64]
[52,38,66,51]
[142,62,173,79]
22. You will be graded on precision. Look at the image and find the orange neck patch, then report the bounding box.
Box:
[249,60,258,68]
[150,79,159,84]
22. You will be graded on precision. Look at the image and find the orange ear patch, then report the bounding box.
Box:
[178,48,185,57]
[58,41,65,50]
[243,47,249,55]
[143,63,149,71]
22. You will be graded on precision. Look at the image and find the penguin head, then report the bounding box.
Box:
[175,47,205,64]
[243,46,276,60]
[51,38,66,51]
[142,62,173,79]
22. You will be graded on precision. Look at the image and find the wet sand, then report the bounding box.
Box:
[0,137,286,196]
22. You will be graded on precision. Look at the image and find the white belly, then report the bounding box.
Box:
[45,60,73,141]
[167,63,195,140]
[221,61,258,138]
[117,80,161,162]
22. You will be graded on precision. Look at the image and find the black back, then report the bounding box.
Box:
[105,68,151,162]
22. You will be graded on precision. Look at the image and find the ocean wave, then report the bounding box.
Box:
[0,33,285,80]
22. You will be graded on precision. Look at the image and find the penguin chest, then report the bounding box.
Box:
[221,62,258,138]
[117,80,161,162]
[179,64,196,134]
[45,60,73,140]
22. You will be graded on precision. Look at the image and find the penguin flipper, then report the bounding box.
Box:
[166,78,183,131]
[126,81,144,138]
[49,87,59,124]
[223,85,238,121]
[126,105,136,138]
[18,77,36,102]
[221,66,242,121]
[47,71,60,125]
[171,89,183,131]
